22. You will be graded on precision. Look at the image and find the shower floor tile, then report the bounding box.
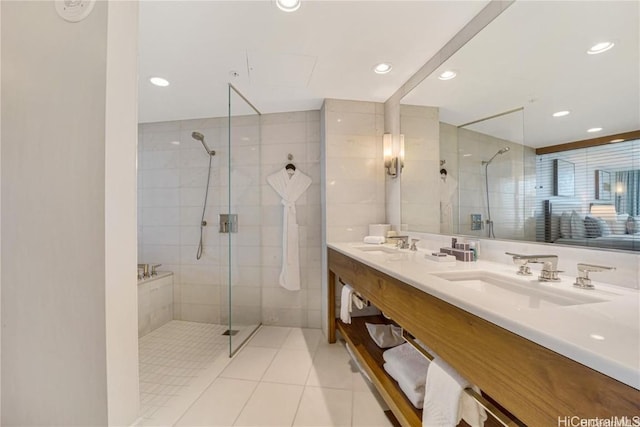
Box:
[135,321,234,426]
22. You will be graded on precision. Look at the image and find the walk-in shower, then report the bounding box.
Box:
[192,131,216,260]
[482,147,510,238]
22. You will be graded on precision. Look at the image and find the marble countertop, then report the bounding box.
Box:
[328,242,640,390]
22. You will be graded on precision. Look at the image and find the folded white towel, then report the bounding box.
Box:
[384,362,425,408]
[363,235,386,244]
[422,357,487,427]
[383,343,431,394]
[340,284,354,324]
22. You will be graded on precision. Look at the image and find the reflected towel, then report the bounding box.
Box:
[340,284,354,324]
[422,357,487,427]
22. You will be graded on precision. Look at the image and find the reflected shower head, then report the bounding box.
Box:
[191,131,215,156]
[482,146,510,166]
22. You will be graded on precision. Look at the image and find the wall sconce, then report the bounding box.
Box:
[383,133,404,178]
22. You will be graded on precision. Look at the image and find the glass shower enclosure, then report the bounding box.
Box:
[225,84,262,355]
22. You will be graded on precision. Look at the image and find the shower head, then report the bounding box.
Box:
[482,146,510,166]
[191,131,205,142]
[191,131,215,156]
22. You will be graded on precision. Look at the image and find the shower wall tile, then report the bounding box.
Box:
[138,110,321,328]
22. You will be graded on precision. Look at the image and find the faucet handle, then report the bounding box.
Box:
[151,264,162,276]
[574,263,615,289]
[410,239,419,251]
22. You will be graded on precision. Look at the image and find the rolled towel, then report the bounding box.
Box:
[383,343,431,393]
[340,284,354,324]
[363,235,386,244]
[384,362,425,409]
[422,357,487,427]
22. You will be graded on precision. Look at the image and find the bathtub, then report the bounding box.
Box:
[138,271,173,338]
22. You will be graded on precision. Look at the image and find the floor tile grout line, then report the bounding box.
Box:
[230,380,261,427]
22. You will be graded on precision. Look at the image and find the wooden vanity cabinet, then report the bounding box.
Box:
[327,248,640,427]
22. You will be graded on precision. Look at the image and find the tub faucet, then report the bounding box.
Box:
[151,264,162,276]
[506,252,561,282]
[573,263,615,290]
[138,263,150,279]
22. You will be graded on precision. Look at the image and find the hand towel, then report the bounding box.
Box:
[363,235,386,244]
[340,284,354,324]
[383,343,431,393]
[422,357,487,427]
[384,362,425,409]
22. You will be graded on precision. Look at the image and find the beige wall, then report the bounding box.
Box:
[1,1,139,425]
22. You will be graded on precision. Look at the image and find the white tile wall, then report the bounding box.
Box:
[139,110,322,329]
[400,104,440,233]
[323,99,386,244]
[321,99,387,334]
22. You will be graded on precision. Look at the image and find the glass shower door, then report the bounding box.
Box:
[226,84,262,355]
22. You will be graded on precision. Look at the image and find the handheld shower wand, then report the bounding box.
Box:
[191,131,216,259]
[483,147,510,238]
[191,131,216,156]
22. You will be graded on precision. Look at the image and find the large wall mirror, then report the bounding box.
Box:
[400,0,640,251]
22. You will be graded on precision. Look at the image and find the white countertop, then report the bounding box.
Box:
[328,242,640,390]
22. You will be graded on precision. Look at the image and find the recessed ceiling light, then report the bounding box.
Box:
[587,127,603,133]
[438,70,457,81]
[587,41,615,55]
[552,110,570,117]
[149,77,169,87]
[276,0,300,12]
[373,63,392,74]
[589,334,605,341]
[170,141,180,146]
[609,138,624,143]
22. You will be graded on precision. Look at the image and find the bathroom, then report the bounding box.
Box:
[1,0,639,426]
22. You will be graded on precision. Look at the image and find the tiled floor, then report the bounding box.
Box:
[135,323,392,426]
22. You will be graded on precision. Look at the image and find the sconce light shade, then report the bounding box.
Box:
[383,133,404,178]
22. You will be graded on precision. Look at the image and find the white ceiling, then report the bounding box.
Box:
[402,1,640,148]
[138,0,489,123]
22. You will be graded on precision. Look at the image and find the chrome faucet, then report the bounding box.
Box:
[388,236,410,249]
[574,263,615,290]
[137,263,150,279]
[506,252,561,282]
[409,238,419,251]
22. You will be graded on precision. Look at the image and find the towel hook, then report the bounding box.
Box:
[285,153,296,172]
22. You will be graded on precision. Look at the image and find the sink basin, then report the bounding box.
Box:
[430,271,607,309]
[353,245,398,255]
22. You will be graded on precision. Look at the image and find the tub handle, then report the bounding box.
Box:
[151,264,162,276]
